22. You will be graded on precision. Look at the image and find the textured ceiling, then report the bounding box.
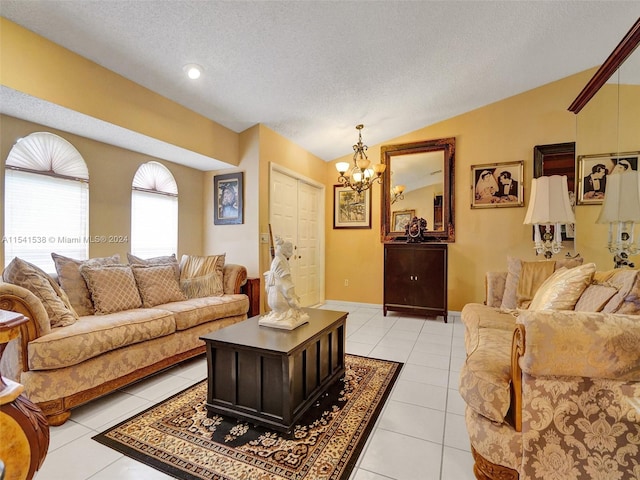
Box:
[1,1,639,168]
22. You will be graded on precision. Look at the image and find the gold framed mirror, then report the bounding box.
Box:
[381,137,455,242]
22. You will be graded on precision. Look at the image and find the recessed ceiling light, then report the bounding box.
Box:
[183,64,202,80]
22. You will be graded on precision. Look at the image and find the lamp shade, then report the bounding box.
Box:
[523,175,575,225]
[596,170,640,223]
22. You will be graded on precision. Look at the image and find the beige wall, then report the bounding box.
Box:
[0,115,205,267]
[0,18,239,165]
[325,70,613,311]
[203,124,327,312]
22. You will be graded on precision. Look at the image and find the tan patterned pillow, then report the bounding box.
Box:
[80,264,142,314]
[127,253,180,280]
[574,283,618,312]
[179,254,225,298]
[600,269,638,313]
[528,263,596,311]
[131,264,186,307]
[516,260,556,309]
[3,257,78,328]
[52,253,121,316]
[500,256,523,309]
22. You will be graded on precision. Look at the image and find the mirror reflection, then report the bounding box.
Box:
[389,151,445,232]
[381,138,455,242]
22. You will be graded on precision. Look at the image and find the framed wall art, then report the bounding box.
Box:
[471,161,524,209]
[577,151,640,205]
[214,172,243,225]
[391,209,415,233]
[333,185,371,229]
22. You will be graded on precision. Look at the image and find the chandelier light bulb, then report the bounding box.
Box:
[183,64,202,80]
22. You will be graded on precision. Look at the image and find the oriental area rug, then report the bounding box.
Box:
[93,355,402,480]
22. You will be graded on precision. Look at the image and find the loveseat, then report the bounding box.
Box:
[460,258,640,479]
[0,253,256,426]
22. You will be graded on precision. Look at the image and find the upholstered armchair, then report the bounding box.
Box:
[460,262,640,479]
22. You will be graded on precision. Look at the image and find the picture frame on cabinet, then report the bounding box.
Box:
[577,152,640,205]
[333,185,371,229]
[471,161,524,209]
[214,172,243,225]
[391,209,415,233]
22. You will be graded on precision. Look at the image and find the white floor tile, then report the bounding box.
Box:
[400,363,450,388]
[121,371,196,402]
[407,350,451,370]
[47,419,93,452]
[347,340,375,356]
[70,391,150,431]
[391,379,447,411]
[359,429,442,480]
[35,432,122,480]
[411,339,452,357]
[378,400,445,444]
[350,468,395,479]
[446,389,467,416]
[441,446,476,480]
[88,456,174,479]
[369,344,411,363]
[444,412,471,451]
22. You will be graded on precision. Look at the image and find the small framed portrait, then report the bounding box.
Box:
[333,185,371,229]
[471,161,524,209]
[391,209,415,232]
[577,152,640,205]
[214,172,243,225]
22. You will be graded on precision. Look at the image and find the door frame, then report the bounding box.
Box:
[269,162,326,306]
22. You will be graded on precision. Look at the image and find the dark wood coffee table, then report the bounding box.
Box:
[200,308,347,431]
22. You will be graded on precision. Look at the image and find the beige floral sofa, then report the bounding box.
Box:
[0,253,255,426]
[460,257,640,480]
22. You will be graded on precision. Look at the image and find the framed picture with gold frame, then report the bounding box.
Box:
[333,185,371,229]
[471,161,524,209]
[577,152,640,205]
[391,209,415,233]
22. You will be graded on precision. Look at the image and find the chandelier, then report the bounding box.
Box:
[335,124,386,193]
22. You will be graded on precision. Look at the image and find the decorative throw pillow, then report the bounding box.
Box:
[179,254,225,298]
[52,253,121,316]
[600,269,639,313]
[3,257,78,329]
[574,283,619,312]
[516,260,557,309]
[131,264,186,307]
[80,264,142,314]
[500,256,524,309]
[528,263,596,311]
[127,253,180,280]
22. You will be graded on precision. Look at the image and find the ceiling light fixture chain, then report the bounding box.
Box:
[335,124,386,194]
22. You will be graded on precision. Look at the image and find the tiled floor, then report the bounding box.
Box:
[34,302,474,480]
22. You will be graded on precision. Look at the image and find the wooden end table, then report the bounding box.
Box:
[200,308,346,431]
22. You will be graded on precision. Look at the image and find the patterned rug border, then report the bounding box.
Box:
[93,354,402,480]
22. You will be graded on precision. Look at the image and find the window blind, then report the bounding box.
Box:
[4,169,89,272]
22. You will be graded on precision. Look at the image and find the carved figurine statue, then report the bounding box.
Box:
[259,236,310,330]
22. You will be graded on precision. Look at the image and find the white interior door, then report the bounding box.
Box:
[269,167,323,307]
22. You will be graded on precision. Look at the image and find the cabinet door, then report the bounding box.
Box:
[384,246,415,305]
[412,247,446,310]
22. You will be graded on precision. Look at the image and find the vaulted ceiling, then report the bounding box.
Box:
[1,1,639,167]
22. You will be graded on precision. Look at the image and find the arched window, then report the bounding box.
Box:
[4,132,89,271]
[131,161,178,258]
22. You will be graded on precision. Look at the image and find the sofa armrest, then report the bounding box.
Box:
[0,282,50,376]
[222,264,247,295]
[517,310,640,381]
[485,271,507,307]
